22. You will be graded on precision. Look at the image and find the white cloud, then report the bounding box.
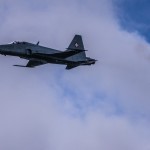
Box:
[0,0,150,150]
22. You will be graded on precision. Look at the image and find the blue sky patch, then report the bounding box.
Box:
[117,0,150,42]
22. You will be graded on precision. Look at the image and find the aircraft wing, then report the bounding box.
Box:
[14,59,47,68]
[26,59,47,67]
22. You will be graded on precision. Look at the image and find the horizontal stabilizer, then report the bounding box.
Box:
[66,48,87,51]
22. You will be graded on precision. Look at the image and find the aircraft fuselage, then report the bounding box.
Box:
[0,35,96,69]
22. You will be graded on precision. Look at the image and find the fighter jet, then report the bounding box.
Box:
[0,35,96,69]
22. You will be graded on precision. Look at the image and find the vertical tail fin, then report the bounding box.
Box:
[67,35,86,59]
[68,35,85,50]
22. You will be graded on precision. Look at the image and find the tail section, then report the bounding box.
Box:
[68,35,85,50]
[67,35,86,60]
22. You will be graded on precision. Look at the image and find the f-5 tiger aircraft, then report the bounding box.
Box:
[0,35,96,70]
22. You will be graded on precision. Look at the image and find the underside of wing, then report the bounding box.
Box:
[26,59,47,67]
[66,64,79,70]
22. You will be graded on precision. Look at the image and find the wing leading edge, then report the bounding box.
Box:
[66,64,79,70]
[14,59,47,68]
[26,59,47,67]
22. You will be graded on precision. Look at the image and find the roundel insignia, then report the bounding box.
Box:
[75,43,79,48]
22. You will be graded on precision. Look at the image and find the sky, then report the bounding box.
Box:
[117,0,150,42]
[0,0,150,150]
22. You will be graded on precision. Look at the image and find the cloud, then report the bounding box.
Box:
[0,0,150,150]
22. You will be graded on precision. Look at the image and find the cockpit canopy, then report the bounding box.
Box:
[9,41,27,45]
